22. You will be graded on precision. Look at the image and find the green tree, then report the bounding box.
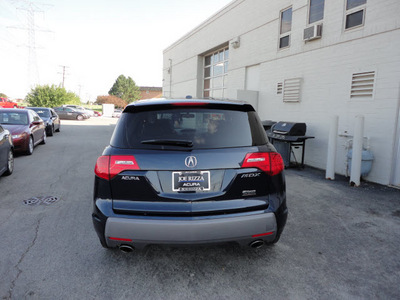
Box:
[108,75,140,103]
[65,91,81,105]
[0,93,7,98]
[25,85,81,107]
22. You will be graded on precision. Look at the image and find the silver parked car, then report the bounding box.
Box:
[0,124,14,177]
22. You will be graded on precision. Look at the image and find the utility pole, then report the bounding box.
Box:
[58,65,69,88]
[8,0,52,90]
[77,84,83,101]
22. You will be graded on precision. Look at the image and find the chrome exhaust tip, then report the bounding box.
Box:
[119,245,134,253]
[249,240,265,249]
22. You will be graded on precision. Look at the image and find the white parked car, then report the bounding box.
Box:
[112,109,122,118]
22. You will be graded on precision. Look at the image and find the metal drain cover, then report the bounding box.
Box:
[23,196,60,206]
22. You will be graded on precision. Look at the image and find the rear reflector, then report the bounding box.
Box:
[242,152,284,176]
[94,155,140,180]
[252,232,274,238]
[108,237,133,242]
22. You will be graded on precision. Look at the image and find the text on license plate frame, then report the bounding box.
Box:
[172,171,211,192]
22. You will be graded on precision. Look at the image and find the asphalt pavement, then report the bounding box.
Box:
[0,117,399,300]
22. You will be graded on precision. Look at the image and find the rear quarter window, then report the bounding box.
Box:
[110,107,267,149]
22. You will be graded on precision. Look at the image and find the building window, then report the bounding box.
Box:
[279,7,292,49]
[345,0,366,29]
[309,0,325,24]
[203,47,229,99]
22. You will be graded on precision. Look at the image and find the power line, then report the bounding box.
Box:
[7,0,52,89]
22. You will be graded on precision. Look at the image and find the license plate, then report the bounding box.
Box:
[172,171,210,192]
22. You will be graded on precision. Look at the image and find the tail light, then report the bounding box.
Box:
[94,155,140,180]
[94,156,110,180]
[241,152,284,176]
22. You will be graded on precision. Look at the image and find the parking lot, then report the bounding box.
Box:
[1,117,399,299]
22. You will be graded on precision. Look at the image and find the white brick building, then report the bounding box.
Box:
[163,0,400,187]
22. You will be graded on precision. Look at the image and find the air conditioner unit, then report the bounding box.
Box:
[303,24,322,41]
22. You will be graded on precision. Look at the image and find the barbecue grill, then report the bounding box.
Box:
[261,120,276,132]
[267,121,314,168]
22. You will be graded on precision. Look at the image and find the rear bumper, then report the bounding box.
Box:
[45,124,53,133]
[103,212,277,248]
[92,195,288,249]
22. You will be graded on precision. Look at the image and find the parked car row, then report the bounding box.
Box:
[0,108,48,156]
[0,104,102,179]
[0,106,63,178]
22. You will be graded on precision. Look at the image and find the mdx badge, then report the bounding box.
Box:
[185,156,197,168]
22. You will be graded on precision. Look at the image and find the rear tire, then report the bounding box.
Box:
[55,125,60,132]
[40,131,46,144]
[3,149,14,176]
[48,125,54,136]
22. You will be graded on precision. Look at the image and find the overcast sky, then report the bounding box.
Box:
[0,0,232,101]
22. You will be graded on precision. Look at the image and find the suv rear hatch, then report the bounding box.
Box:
[96,101,284,216]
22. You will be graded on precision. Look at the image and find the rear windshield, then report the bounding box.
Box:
[31,109,50,118]
[110,107,267,149]
[0,112,28,125]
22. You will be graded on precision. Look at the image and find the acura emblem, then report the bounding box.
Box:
[185,156,197,168]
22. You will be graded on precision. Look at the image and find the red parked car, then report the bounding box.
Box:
[0,98,19,109]
[0,109,46,155]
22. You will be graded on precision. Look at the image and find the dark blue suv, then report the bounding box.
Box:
[92,99,287,251]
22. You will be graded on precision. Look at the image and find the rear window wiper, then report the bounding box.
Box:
[141,139,193,147]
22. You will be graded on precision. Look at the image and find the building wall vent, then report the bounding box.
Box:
[303,24,322,41]
[283,78,302,102]
[277,82,283,94]
[350,71,375,98]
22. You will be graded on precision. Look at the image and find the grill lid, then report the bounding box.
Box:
[272,122,306,136]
